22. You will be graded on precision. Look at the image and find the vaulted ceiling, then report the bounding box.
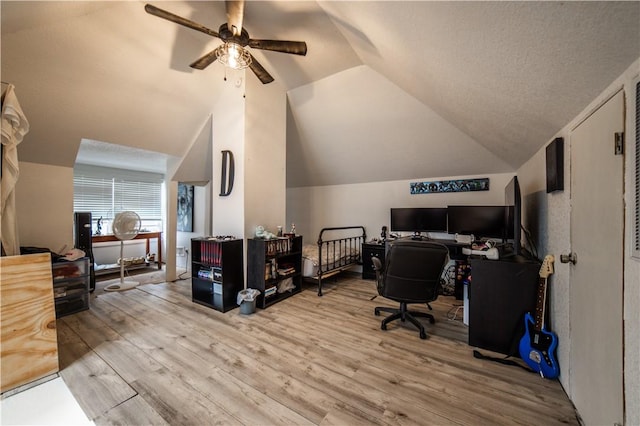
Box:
[2,1,639,187]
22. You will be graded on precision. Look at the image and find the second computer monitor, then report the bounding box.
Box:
[390,207,448,233]
[447,205,511,240]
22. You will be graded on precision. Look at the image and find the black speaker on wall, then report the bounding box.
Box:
[546,137,564,193]
[74,212,96,292]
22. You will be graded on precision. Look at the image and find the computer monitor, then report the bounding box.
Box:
[447,205,509,240]
[390,208,448,233]
[505,176,522,255]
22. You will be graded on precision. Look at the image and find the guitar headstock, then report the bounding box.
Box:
[539,255,555,278]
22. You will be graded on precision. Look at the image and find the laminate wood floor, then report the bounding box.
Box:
[57,275,578,425]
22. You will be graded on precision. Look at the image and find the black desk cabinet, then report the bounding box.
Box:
[362,242,386,280]
[468,258,540,355]
[191,238,244,312]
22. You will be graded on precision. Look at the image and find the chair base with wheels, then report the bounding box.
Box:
[375,302,435,340]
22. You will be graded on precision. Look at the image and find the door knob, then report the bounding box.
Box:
[560,252,577,265]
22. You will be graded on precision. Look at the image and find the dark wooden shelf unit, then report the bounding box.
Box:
[247,235,303,308]
[191,238,244,313]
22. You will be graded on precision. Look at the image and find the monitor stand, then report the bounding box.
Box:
[411,232,423,240]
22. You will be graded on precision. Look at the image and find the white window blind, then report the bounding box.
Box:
[74,164,163,220]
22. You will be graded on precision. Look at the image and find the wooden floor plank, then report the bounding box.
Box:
[109,286,385,424]
[131,368,240,425]
[55,274,578,425]
[93,395,169,426]
[88,291,332,423]
[57,335,137,419]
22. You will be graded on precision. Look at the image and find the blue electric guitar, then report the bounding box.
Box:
[519,255,560,379]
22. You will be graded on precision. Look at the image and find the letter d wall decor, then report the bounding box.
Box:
[219,150,235,196]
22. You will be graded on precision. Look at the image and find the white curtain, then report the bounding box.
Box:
[1,84,30,256]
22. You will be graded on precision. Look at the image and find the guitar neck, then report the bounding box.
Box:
[533,277,547,332]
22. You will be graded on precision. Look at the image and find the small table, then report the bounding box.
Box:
[362,242,386,280]
[92,231,162,270]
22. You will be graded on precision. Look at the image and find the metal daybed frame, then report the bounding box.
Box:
[309,226,366,296]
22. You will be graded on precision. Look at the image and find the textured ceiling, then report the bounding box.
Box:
[314,0,640,170]
[2,1,639,187]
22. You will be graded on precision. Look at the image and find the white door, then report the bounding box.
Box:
[569,90,624,425]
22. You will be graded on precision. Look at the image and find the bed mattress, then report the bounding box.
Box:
[302,244,357,277]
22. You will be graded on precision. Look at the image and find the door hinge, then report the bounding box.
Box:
[614,132,624,155]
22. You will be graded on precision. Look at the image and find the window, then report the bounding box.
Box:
[73,164,164,234]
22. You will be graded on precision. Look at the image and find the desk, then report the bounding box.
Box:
[468,257,540,355]
[388,237,467,256]
[428,238,469,259]
[92,232,162,270]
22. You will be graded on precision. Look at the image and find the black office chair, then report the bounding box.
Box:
[372,240,449,339]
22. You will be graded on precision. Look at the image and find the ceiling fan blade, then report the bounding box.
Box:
[248,55,274,84]
[248,39,307,56]
[225,0,245,36]
[145,4,219,38]
[190,49,219,70]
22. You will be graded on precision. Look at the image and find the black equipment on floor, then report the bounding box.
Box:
[74,211,95,292]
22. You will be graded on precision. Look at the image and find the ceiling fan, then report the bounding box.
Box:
[145,1,307,84]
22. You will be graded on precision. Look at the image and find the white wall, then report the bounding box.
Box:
[15,162,73,253]
[244,76,287,238]
[169,114,215,278]
[287,172,514,247]
[517,58,640,425]
[286,65,512,187]
[517,145,571,394]
[210,78,246,238]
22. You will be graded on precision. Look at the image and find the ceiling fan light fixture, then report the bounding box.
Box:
[215,42,251,70]
[145,3,305,83]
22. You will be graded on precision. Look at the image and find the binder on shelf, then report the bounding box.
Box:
[198,240,226,267]
[264,286,277,298]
